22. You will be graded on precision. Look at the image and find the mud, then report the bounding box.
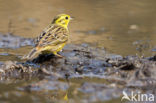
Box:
[0,33,33,49]
[0,33,155,103]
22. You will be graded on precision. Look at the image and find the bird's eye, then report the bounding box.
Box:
[65,16,68,20]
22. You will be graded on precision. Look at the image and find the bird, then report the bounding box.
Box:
[22,14,72,60]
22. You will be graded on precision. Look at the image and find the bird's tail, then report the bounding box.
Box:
[22,48,38,60]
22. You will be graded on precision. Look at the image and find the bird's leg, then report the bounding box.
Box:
[53,52,63,58]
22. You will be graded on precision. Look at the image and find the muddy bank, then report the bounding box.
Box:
[0,33,155,103]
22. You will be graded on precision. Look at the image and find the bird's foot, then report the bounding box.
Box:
[54,53,64,58]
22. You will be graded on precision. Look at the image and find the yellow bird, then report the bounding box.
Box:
[23,14,72,59]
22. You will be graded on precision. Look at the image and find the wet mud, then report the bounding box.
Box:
[0,33,155,103]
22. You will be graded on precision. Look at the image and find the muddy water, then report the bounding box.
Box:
[0,0,156,103]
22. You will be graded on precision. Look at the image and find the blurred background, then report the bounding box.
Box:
[0,0,156,56]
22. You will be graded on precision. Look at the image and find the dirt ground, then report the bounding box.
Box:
[0,33,155,103]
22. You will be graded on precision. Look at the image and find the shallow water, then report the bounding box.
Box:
[0,0,156,56]
[0,0,156,103]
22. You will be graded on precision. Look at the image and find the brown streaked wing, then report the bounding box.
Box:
[37,25,68,47]
[34,24,52,46]
[34,24,57,47]
[34,31,46,46]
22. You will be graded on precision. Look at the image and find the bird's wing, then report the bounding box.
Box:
[34,24,53,46]
[34,24,68,48]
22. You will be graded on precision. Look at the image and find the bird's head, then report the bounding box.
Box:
[52,14,72,28]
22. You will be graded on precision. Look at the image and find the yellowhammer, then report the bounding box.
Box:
[22,14,72,59]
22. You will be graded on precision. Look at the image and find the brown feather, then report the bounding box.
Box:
[34,24,68,48]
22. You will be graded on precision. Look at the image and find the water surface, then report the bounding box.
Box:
[0,0,155,56]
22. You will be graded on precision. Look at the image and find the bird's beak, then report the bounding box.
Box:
[70,17,74,20]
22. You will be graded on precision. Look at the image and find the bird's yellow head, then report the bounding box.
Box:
[52,14,71,28]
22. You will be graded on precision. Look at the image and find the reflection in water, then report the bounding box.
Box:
[0,0,155,56]
[63,93,69,102]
